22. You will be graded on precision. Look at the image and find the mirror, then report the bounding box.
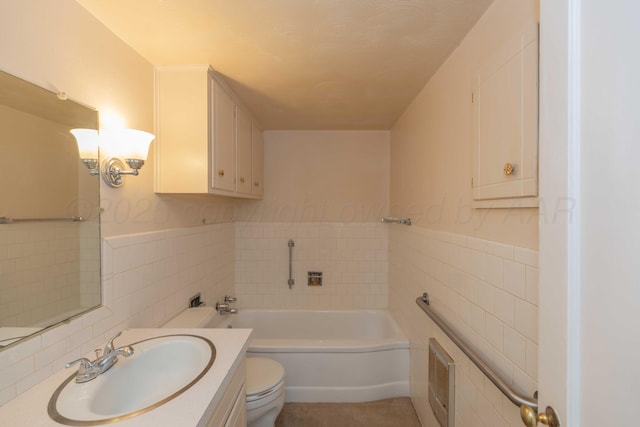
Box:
[0,69,101,349]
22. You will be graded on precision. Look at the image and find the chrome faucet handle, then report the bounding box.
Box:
[95,345,134,375]
[66,358,97,383]
[103,331,123,355]
[216,302,229,312]
[224,295,237,303]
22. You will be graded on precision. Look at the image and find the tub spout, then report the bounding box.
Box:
[216,301,238,315]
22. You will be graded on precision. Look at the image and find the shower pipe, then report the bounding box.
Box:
[0,216,84,224]
[416,292,538,411]
[288,239,295,289]
[381,217,411,225]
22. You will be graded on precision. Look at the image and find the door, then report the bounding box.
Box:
[212,78,236,192]
[251,122,264,196]
[473,24,538,202]
[236,107,252,194]
[539,1,640,427]
[538,1,578,425]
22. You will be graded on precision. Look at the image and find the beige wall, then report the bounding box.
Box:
[0,0,238,404]
[237,130,390,223]
[0,0,235,238]
[390,0,539,249]
[389,1,540,426]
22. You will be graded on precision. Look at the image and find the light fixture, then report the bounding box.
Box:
[99,128,154,188]
[71,128,155,188]
[70,128,100,175]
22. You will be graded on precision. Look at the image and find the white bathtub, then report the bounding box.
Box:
[216,309,410,403]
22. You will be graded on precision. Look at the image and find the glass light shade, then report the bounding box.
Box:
[70,128,99,159]
[101,129,154,161]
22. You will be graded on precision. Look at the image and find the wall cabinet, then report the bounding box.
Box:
[154,65,263,199]
[472,24,539,208]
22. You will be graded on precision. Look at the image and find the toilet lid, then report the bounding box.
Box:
[246,357,285,398]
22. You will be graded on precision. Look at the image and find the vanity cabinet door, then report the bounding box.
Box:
[472,23,539,206]
[211,78,237,192]
[236,107,253,195]
[204,358,246,427]
[224,385,247,427]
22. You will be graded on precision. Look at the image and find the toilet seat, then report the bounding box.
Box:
[246,358,285,403]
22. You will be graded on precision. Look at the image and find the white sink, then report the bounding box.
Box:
[48,334,215,425]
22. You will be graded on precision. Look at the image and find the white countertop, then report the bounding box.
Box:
[0,328,253,427]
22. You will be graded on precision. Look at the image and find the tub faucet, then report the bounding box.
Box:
[65,331,134,383]
[216,297,238,315]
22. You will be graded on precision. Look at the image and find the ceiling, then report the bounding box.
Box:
[76,0,493,130]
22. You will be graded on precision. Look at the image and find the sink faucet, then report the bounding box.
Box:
[65,331,134,383]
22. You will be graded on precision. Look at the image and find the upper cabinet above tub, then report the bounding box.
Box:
[154,65,264,198]
[472,24,539,208]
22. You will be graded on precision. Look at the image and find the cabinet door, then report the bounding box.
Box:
[211,78,236,192]
[236,107,253,194]
[251,123,264,197]
[224,385,247,427]
[472,24,538,203]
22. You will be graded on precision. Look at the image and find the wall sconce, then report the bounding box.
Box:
[70,128,100,175]
[71,128,155,188]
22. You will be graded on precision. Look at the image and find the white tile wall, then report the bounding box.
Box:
[0,222,234,406]
[1,218,538,422]
[235,222,388,309]
[388,226,538,427]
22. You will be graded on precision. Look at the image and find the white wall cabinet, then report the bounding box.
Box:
[154,65,263,199]
[472,24,539,208]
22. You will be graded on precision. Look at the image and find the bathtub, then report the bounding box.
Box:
[216,309,410,403]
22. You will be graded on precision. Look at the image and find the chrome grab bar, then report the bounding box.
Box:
[416,293,538,411]
[381,217,411,225]
[287,239,295,289]
[0,216,84,224]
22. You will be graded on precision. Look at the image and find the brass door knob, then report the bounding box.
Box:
[504,162,515,176]
[218,170,225,177]
[520,405,561,427]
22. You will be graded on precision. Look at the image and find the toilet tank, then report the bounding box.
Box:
[163,307,217,328]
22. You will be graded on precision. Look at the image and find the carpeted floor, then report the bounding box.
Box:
[275,397,422,427]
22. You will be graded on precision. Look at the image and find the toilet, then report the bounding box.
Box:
[245,357,286,427]
[163,307,286,427]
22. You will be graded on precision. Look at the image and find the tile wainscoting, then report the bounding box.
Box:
[0,222,234,406]
[235,222,388,309]
[389,226,538,427]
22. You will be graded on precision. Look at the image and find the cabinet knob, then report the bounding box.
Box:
[504,162,515,176]
[218,170,225,177]
[240,177,245,184]
[254,181,260,187]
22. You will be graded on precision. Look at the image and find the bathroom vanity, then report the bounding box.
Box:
[0,328,252,427]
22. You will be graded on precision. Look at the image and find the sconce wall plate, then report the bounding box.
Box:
[101,157,142,188]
